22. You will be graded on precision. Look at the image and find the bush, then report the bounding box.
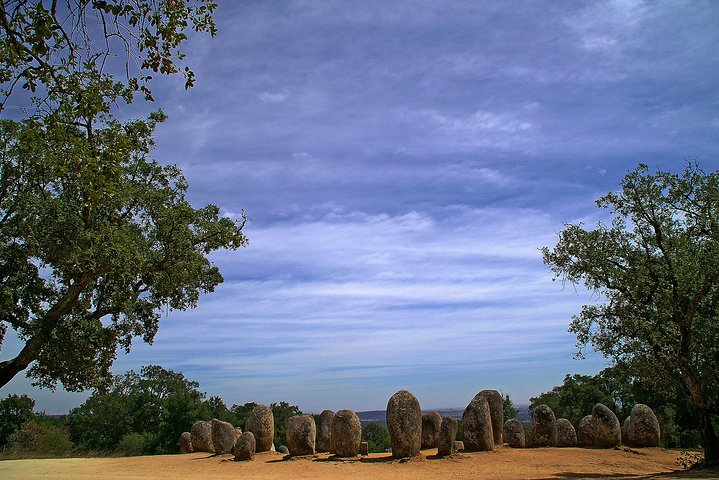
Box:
[116,432,147,456]
[9,421,73,455]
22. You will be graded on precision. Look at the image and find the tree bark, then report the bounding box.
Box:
[698,406,719,465]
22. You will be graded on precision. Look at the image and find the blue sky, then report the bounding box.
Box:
[3,0,719,414]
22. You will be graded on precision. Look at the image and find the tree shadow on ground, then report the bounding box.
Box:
[535,468,719,480]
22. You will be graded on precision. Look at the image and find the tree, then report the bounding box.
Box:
[0,393,35,447]
[1,0,217,118]
[503,394,517,421]
[230,402,257,430]
[361,422,390,453]
[0,113,247,390]
[69,365,207,453]
[530,373,619,429]
[0,1,245,391]
[270,401,302,449]
[542,162,719,463]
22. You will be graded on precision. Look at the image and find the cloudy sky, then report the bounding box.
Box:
[3,0,719,414]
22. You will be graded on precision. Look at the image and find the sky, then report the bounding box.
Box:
[2,0,719,414]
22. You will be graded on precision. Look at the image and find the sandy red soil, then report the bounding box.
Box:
[2,446,715,480]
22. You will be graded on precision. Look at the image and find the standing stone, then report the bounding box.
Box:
[278,445,289,454]
[233,431,256,461]
[178,431,193,453]
[421,412,442,449]
[212,419,237,454]
[592,403,621,448]
[556,418,577,447]
[624,404,660,447]
[386,390,422,458]
[286,415,316,456]
[245,404,275,452]
[437,416,458,456]
[316,410,335,452]
[190,420,214,453]
[503,419,525,448]
[478,390,504,446]
[330,409,362,457]
[462,394,494,451]
[578,415,595,447]
[360,441,369,455]
[532,404,557,447]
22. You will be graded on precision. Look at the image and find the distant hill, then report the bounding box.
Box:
[357,404,530,426]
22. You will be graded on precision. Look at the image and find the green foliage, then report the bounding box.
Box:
[542,162,719,462]
[69,365,207,453]
[0,394,36,448]
[270,401,302,449]
[503,394,518,421]
[362,423,391,453]
[231,402,258,430]
[116,432,154,456]
[8,420,73,455]
[530,373,618,428]
[0,0,218,118]
[0,113,247,390]
[205,396,237,424]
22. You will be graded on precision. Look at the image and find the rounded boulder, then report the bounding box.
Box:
[478,390,504,446]
[462,394,494,451]
[503,419,525,448]
[233,431,256,461]
[245,404,275,452]
[578,415,595,447]
[556,418,577,447]
[190,420,214,453]
[286,414,316,456]
[624,404,660,447]
[330,409,362,457]
[532,404,557,447]
[592,403,621,448]
[386,390,422,458]
[437,416,458,456]
[211,419,237,454]
[316,410,335,452]
[421,411,442,449]
[178,431,193,453]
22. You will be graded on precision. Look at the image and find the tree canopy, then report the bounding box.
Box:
[542,162,719,463]
[1,0,217,118]
[0,111,247,390]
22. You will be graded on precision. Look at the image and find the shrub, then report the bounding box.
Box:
[9,421,73,455]
[362,423,391,453]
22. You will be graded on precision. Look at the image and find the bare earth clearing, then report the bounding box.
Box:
[2,446,717,480]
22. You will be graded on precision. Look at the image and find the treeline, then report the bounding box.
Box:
[0,365,306,456]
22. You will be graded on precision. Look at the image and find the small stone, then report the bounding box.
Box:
[233,431,256,461]
[578,415,595,447]
[532,404,557,447]
[624,404,660,447]
[278,445,289,454]
[386,390,422,458]
[556,418,577,447]
[190,420,214,453]
[286,415,316,456]
[477,390,504,446]
[245,404,275,452]
[421,412,442,449]
[463,394,494,451]
[360,441,369,455]
[316,410,335,452]
[330,409,362,457]
[503,419,525,448]
[592,403,621,448]
[178,431,193,453]
[212,419,237,454]
[437,416,458,456]
[454,440,464,451]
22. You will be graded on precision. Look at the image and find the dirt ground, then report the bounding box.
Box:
[1,446,715,480]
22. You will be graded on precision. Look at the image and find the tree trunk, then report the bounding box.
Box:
[699,406,719,465]
[0,336,41,389]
